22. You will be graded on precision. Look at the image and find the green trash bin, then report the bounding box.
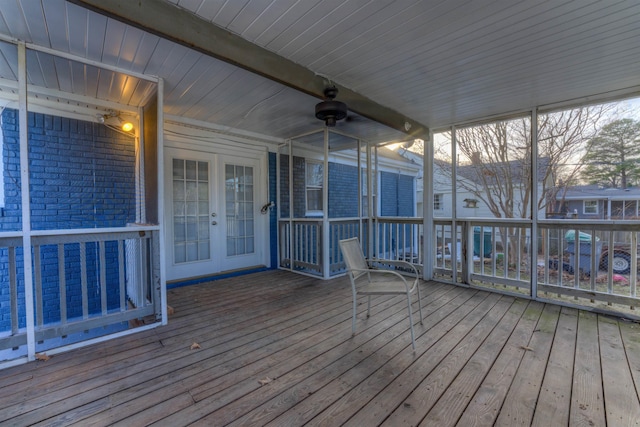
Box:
[473,226,492,258]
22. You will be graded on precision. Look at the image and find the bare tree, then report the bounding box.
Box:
[413,105,611,265]
[451,106,610,219]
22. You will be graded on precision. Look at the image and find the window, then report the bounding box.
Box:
[584,200,598,214]
[434,193,443,210]
[306,161,323,215]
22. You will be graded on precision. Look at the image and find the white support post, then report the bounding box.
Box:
[156,78,168,325]
[530,109,538,298]
[357,138,362,242]
[18,43,35,360]
[451,126,459,283]
[322,128,330,279]
[366,142,374,257]
[423,131,434,280]
[288,140,294,273]
[136,106,146,224]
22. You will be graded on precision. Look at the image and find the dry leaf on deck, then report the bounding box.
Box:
[520,346,534,351]
[190,342,201,350]
[258,377,273,386]
[35,353,50,361]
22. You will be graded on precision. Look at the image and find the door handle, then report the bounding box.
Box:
[211,213,217,217]
[211,221,217,225]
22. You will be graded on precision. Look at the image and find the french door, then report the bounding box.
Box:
[165,149,263,281]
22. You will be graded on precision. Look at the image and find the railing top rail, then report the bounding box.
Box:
[539,219,640,229]
[277,218,324,223]
[433,218,532,226]
[0,236,23,246]
[375,217,424,224]
[433,217,640,229]
[327,217,363,223]
[29,225,160,238]
[0,231,24,239]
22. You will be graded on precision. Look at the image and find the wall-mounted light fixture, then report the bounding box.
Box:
[97,112,135,133]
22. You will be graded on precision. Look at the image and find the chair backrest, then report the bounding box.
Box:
[339,237,369,280]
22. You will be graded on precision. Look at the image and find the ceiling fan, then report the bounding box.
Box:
[315,86,348,127]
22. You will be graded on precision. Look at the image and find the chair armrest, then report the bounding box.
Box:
[367,259,418,276]
[348,267,413,292]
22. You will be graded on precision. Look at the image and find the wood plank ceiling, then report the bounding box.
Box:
[0,0,638,143]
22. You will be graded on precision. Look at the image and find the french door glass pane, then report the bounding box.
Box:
[225,164,255,256]
[173,159,210,264]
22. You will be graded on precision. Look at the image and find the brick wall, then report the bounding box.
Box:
[380,171,415,216]
[328,162,358,218]
[0,108,136,331]
[278,154,415,218]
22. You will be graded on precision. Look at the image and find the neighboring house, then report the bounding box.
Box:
[554,185,640,219]
[395,148,547,219]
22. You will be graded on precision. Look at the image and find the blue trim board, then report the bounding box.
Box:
[166,266,271,289]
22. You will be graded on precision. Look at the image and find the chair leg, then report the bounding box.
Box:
[417,283,424,324]
[406,292,416,350]
[352,294,357,336]
[367,296,371,318]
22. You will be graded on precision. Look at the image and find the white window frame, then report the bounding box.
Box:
[434,193,443,211]
[583,200,598,215]
[305,160,324,217]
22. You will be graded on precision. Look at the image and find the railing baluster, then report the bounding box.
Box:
[9,247,18,335]
[80,242,88,319]
[576,228,581,292]
[516,228,521,282]
[34,245,43,327]
[99,241,107,315]
[119,240,126,312]
[631,231,637,303]
[58,244,67,324]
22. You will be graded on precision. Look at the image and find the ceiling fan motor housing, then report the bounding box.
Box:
[315,87,348,126]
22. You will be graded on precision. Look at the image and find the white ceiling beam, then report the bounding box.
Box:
[68,0,429,140]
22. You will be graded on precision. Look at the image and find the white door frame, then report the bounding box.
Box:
[164,142,269,282]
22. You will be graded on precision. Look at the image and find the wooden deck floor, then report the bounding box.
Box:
[1,270,640,426]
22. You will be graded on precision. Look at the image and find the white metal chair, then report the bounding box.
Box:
[339,237,423,350]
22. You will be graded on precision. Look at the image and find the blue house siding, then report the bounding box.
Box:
[0,108,136,332]
[380,171,414,216]
[279,155,415,218]
[328,162,358,218]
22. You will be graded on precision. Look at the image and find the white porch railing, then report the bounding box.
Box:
[434,218,640,314]
[278,219,323,276]
[278,217,423,277]
[277,216,640,316]
[372,217,424,275]
[0,226,161,359]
